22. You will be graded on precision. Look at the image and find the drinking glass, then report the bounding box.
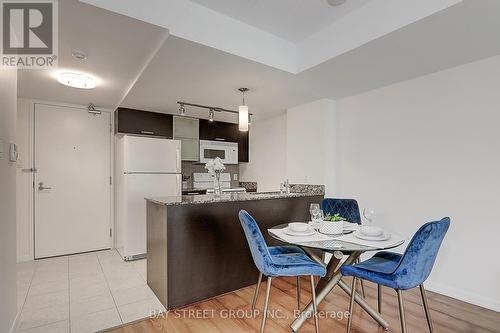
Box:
[362,208,376,225]
[309,203,320,221]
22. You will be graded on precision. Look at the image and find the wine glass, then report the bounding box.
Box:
[310,203,320,221]
[362,208,376,225]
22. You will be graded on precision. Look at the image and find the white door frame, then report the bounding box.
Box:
[30,101,114,259]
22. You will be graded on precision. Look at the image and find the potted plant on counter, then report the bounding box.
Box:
[205,157,226,195]
[320,213,345,235]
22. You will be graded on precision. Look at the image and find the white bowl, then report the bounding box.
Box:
[360,226,384,237]
[288,223,310,233]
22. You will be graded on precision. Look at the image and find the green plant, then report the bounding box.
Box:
[324,213,346,222]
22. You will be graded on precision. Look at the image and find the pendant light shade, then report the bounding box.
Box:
[238,88,249,132]
[239,105,249,131]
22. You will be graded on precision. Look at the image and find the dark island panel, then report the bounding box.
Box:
[147,194,323,309]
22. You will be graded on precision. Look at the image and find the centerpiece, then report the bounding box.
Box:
[204,157,226,195]
[320,213,345,235]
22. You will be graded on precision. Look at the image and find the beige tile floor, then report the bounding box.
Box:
[16,250,165,333]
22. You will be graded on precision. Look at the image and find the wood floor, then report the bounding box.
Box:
[105,277,500,333]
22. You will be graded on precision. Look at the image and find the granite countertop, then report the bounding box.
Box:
[146,188,324,206]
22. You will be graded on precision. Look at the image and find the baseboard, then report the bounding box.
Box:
[9,311,20,333]
[425,280,500,313]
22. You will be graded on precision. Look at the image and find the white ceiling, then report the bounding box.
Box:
[189,0,372,42]
[17,0,167,109]
[121,0,500,121]
[120,36,322,123]
[80,0,461,73]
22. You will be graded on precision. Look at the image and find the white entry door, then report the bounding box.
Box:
[34,104,111,259]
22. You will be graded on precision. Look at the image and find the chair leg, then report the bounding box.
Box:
[420,284,434,333]
[252,273,263,311]
[396,289,408,333]
[354,258,365,298]
[310,275,320,333]
[259,277,272,333]
[377,284,382,314]
[347,277,357,333]
[296,276,301,310]
[359,279,366,298]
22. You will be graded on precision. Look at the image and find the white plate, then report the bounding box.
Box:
[284,227,316,237]
[354,231,391,241]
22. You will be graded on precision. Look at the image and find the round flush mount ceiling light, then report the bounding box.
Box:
[57,72,96,89]
[327,0,347,6]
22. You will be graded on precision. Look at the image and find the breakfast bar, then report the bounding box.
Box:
[146,189,324,309]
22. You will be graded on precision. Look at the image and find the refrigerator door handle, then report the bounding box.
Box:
[176,149,181,172]
[176,174,180,194]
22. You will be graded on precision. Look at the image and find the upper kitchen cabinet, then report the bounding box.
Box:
[174,116,199,161]
[237,130,249,163]
[199,119,239,142]
[115,108,173,138]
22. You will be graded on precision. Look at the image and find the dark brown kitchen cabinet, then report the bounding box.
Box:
[115,108,173,138]
[237,130,249,162]
[199,119,239,142]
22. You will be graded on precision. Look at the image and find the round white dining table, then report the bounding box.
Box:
[268,223,405,332]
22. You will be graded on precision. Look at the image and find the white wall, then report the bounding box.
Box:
[16,99,34,262]
[336,54,500,311]
[0,69,18,333]
[239,113,287,192]
[240,99,336,195]
[286,99,336,195]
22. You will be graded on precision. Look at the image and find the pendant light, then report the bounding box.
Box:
[238,88,249,132]
[208,108,215,122]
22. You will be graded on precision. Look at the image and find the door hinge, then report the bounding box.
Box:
[109,176,112,185]
[109,228,112,237]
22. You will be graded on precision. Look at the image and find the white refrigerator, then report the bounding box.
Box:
[116,135,181,260]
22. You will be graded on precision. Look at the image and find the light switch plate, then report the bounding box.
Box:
[0,139,3,159]
[233,173,238,181]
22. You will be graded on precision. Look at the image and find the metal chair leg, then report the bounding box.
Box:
[377,284,383,314]
[359,279,366,298]
[420,284,434,333]
[259,277,272,333]
[252,273,263,311]
[310,275,320,333]
[396,289,407,333]
[296,276,301,310]
[354,258,365,298]
[347,277,357,333]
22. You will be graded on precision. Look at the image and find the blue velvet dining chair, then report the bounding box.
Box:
[341,217,450,333]
[239,210,327,333]
[321,198,366,296]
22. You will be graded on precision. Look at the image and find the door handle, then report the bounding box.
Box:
[140,131,155,135]
[38,182,52,191]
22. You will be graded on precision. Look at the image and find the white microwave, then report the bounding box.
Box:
[199,140,238,165]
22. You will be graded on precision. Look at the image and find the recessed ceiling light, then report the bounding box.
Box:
[327,0,347,6]
[57,72,96,89]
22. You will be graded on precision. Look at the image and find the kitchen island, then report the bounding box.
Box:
[146,188,324,309]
